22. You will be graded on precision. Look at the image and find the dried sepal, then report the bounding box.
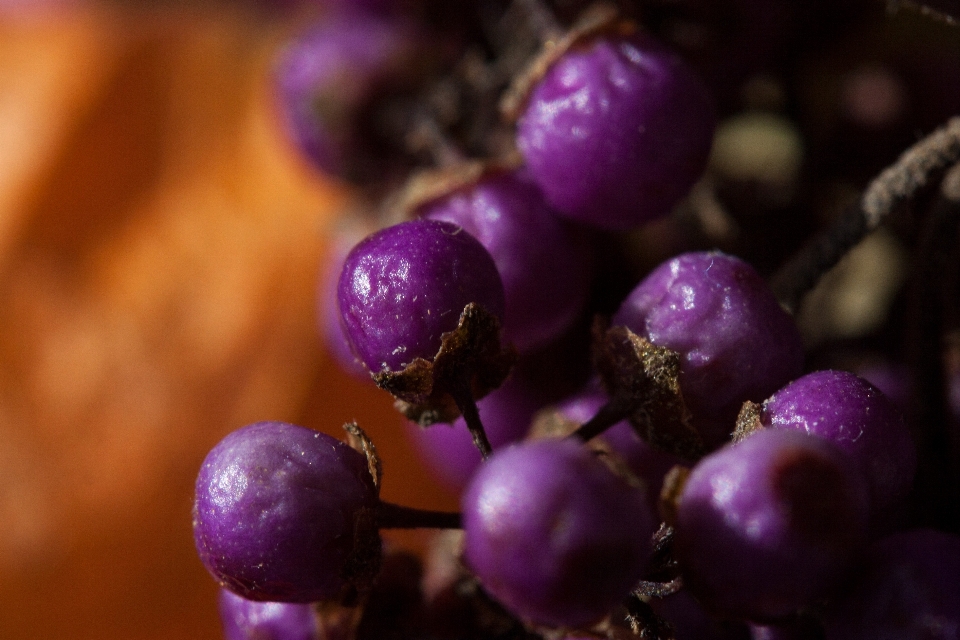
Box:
[343,421,383,492]
[373,302,517,426]
[658,465,691,527]
[731,400,765,444]
[623,594,676,640]
[594,322,705,460]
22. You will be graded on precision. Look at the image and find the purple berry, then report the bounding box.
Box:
[462,438,654,627]
[422,168,593,352]
[674,429,869,621]
[613,251,804,447]
[337,218,505,373]
[193,421,379,603]
[273,13,417,178]
[823,529,960,639]
[760,370,916,522]
[218,589,320,640]
[517,31,716,230]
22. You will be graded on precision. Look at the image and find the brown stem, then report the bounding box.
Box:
[449,379,493,459]
[772,117,960,312]
[376,501,462,530]
[568,395,632,442]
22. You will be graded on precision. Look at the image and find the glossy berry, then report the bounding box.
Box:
[218,589,320,640]
[338,218,505,373]
[613,251,804,447]
[517,30,716,230]
[674,429,869,621]
[462,438,654,627]
[760,370,916,521]
[823,529,960,639]
[422,169,592,352]
[193,422,379,603]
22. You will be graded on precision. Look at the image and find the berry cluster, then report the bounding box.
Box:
[194,1,960,639]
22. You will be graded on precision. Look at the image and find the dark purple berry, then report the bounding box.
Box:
[193,421,379,603]
[613,251,804,447]
[674,429,869,621]
[760,370,916,522]
[517,30,716,230]
[462,438,654,627]
[337,218,505,373]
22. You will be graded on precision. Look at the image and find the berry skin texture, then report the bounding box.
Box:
[760,369,916,522]
[337,218,505,373]
[674,429,869,622]
[613,251,804,447]
[218,589,320,640]
[517,31,716,230]
[462,438,654,628]
[193,422,379,603]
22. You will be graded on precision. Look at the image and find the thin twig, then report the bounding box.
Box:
[376,501,462,530]
[450,378,493,459]
[773,117,960,312]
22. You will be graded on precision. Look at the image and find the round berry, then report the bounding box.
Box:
[760,370,916,521]
[674,429,869,621]
[613,251,804,447]
[517,31,716,230]
[273,13,418,179]
[823,529,960,639]
[337,218,505,373]
[462,438,654,627]
[193,422,380,603]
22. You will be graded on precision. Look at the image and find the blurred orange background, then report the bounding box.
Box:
[0,5,456,639]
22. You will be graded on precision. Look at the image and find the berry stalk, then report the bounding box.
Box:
[376,501,462,530]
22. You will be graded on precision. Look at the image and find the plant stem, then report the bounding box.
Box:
[449,378,493,459]
[569,396,632,442]
[772,116,960,313]
[376,500,462,530]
